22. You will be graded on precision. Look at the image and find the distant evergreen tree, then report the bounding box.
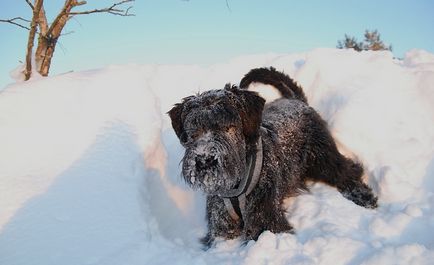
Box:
[337,34,363,51]
[337,30,392,52]
[362,30,392,51]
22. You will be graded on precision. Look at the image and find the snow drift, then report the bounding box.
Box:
[1,48,434,265]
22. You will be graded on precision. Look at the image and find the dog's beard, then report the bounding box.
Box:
[182,134,246,195]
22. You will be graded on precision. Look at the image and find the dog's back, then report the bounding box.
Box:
[239,67,377,210]
[240,67,313,147]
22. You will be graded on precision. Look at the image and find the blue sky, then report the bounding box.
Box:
[1,0,433,88]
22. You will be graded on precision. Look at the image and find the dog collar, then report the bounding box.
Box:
[221,133,264,222]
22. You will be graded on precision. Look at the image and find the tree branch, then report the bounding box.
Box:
[37,6,49,35]
[69,0,135,16]
[46,0,76,38]
[225,0,232,12]
[25,0,44,80]
[0,17,31,30]
[60,30,75,36]
[25,0,35,10]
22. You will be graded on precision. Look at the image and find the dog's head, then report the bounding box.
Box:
[168,85,265,195]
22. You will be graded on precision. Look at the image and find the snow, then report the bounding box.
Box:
[248,83,282,103]
[1,48,434,265]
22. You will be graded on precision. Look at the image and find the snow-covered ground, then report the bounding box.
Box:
[1,48,434,265]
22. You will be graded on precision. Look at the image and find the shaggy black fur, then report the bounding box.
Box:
[240,66,308,103]
[168,67,378,248]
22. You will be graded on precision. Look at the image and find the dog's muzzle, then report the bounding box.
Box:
[183,129,264,222]
[195,155,219,171]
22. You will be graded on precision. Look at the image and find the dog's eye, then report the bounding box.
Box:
[226,126,238,135]
[186,129,203,141]
[191,131,200,139]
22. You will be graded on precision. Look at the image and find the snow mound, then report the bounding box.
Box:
[1,49,434,265]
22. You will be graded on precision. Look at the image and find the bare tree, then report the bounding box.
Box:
[0,0,134,80]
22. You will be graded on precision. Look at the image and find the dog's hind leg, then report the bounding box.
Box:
[311,152,378,208]
[306,150,378,208]
[326,157,378,209]
[301,113,378,209]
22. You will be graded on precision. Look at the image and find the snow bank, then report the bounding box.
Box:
[1,48,434,265]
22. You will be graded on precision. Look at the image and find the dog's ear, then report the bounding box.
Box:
[168,102,186,142]
[233,89,265,144]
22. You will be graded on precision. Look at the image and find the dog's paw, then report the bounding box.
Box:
[243,217,294,243]
[341,182,378,209]
[200,233,214,250]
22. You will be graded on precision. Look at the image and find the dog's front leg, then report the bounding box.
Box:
[201,195,243,248]
[243,193,294,242]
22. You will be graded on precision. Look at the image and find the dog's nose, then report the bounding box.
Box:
[195,156,218,170]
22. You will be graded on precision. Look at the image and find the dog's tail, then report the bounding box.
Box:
[239,67,307,103]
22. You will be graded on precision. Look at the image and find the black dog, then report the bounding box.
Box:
[168,67,377,248]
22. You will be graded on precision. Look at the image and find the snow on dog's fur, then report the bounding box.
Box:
[169,67,377,248]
